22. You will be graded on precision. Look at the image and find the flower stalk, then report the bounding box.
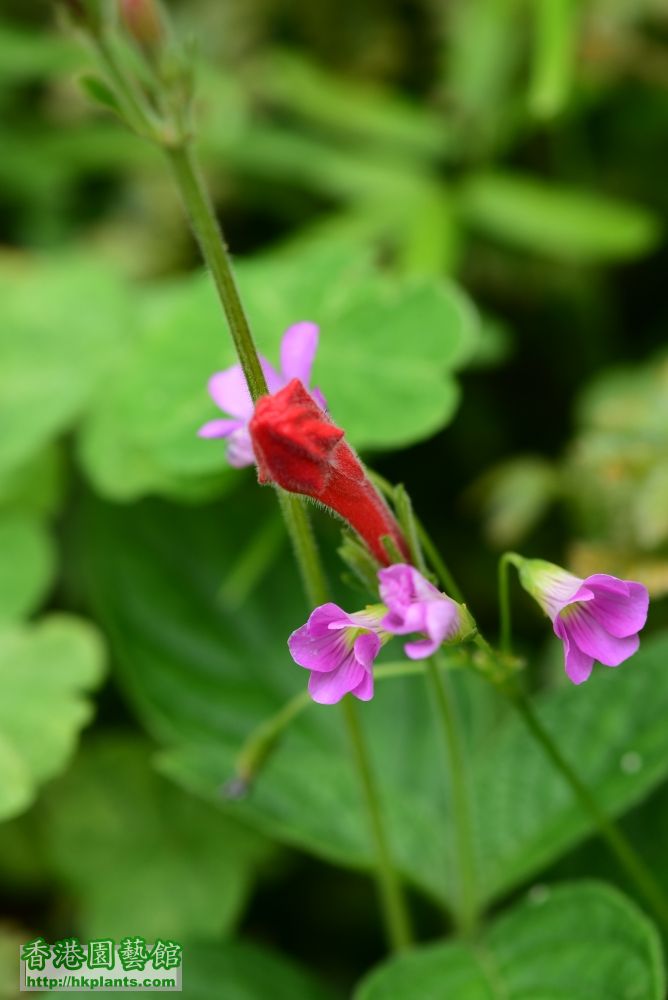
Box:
[165,143,413,955]
[426,653,479,936]
[79,25,416,947]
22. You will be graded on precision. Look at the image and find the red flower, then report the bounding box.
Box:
[249,379,409,565]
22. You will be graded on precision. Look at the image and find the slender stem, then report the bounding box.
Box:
[498,552,514,655]
[427,654,478,936]
[233,655,467,787]
[234,689,311,786]
[510,689,668,932]
[277,492,329,607]
[341,695,413,950]
[165,138,412,952]
[280,490,413,950]
[165,143,268,402]
[418,523,464,603]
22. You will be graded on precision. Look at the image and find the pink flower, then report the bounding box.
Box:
[378,564,473,659]
[288,603,387,704]
[198,322,326,468]
[515,558,649,684]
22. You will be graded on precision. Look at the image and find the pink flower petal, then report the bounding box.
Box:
[307,603,357,636]
[353,631,381,669]
[208,366,254,419]
[351,666,374,701]
[261,358,284,395]
[404,600,457,659]
[585,575,649,638]
[288,623,348,674]
[197,418,242,439]
[559,605,640,667]
[226,427,255,468]
[308,652,367,704]
[310,386,328,412]
[280,322,319,384]
[555,617,595,684]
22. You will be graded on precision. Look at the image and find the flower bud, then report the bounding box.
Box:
[119,0,163,49]
[249,379,409,565]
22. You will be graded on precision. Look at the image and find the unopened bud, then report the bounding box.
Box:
[120,0,163,49]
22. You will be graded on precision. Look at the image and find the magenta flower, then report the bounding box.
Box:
[288,603,387,704]
[378,564,473,659]
[198,321,326,468]
[515,558,649,684]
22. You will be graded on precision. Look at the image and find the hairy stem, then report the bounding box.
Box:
[341,696,414,950]
[427,654,478,935]
[165,136,412,952]
[165,144,268,401]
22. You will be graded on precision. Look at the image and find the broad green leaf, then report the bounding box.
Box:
[41,736,272,941]
[460,172,661,262]
[356,882,665,999]
[0,514,55,622]
[0,255,132,480]
[176,940,337,1000]
[78,491,668,912]
[78,239,477,500]
[0,444,65,518]
[0,615,105,821]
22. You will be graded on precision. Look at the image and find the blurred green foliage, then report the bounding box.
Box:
[1,0,668,995]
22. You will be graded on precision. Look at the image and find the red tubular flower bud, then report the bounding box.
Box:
[249,379,409,566]
[120,0,163,48]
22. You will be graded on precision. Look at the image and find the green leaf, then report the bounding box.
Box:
[78,492,668,912]
[0,444,65,518]
[0,615,105,821]
[356,882,665,999]
[0,513,56,622]
[79,74,122,115]
[41,736,272,941]
[176,940,336,1000]
[0,255,132,480]
[78,239,477,499]
[460,172,661,262]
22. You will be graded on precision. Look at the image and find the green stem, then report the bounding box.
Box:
[281,494,413,950]
[234,655,467,787]
[418,523,464,603]
[498,552,516,656]
[165,138,412,952]
[277,491,329,607]
[510,689,668,933]
[341,695,413,951]
[165,143,268,402]
[427,654,478,936]
[235,689,311,786]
